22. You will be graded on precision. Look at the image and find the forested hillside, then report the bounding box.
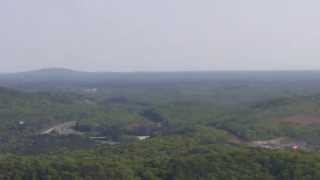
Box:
[1,136,320,180]
[1,70,320,179]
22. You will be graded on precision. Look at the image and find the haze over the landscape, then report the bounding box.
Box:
[3,1,320,179]
[1,0,320,72]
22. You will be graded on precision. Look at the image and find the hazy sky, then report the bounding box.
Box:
[1,0,320,72]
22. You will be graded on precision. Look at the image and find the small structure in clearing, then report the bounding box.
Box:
[250,137,307,150]
[137,136,150,140]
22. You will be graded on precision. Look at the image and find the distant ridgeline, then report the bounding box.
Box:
[2,69,320,92]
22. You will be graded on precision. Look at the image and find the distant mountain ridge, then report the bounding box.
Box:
[1,68,93,79]
[4,68,320,79]
[0,68,103,88]
[2,68,320,92]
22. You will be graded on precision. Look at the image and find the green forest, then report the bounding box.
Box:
[1,70,320,179]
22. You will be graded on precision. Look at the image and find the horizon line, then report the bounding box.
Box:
[2,67,320,74]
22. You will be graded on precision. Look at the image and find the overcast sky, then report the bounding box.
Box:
[1,0,320,72]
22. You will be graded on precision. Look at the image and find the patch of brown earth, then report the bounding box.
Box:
[41,121,82,135]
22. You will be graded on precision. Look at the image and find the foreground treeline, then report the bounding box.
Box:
[0,136,320,180]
